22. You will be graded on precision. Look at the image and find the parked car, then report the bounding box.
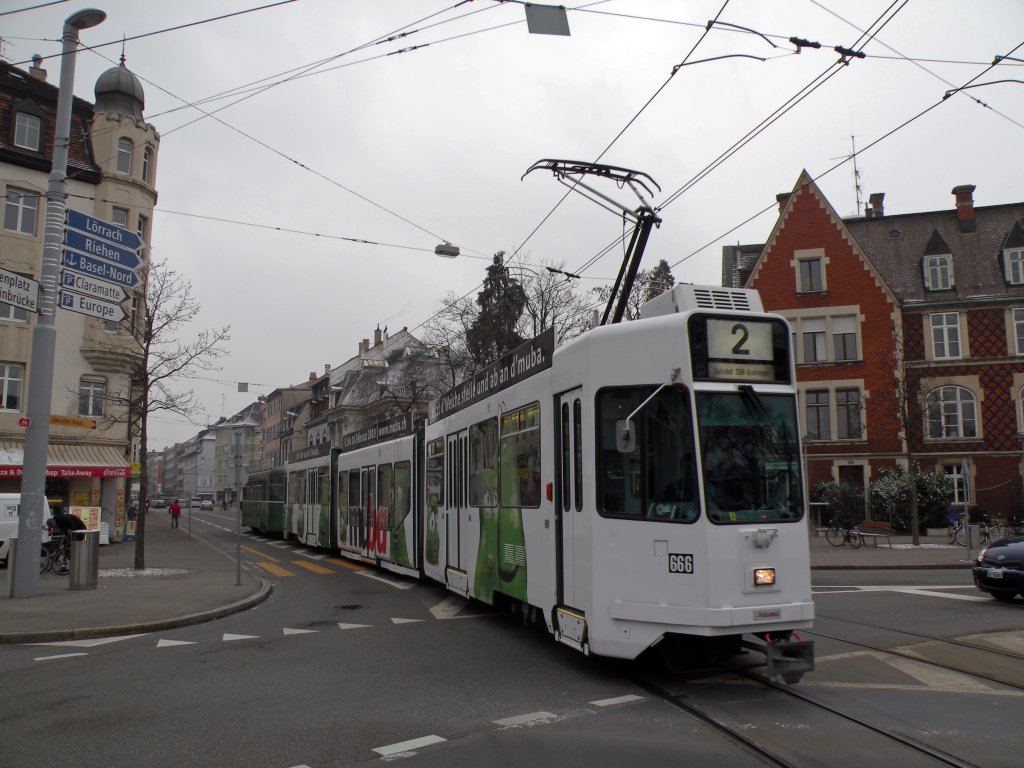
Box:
[189,497,201,509]
[201,498,214,510]
[150,498,168,509]
[973,535,1024,602]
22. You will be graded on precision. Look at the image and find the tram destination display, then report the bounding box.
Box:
[689,314,791,384]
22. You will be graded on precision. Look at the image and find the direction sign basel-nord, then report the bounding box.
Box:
[62,251,140,289]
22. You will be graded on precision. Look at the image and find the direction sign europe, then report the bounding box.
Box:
[66,209,143,251]
[61,271,127,303]
[65,229,140,269]
[59,290,125,322]
[0,267,39,313]
[63,251,140,289]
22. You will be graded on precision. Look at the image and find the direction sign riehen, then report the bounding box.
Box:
[65,229,140,269]
[63,251,140,289]
[61,271,127,303]
[59,290,125,322]
[66,209,143,251]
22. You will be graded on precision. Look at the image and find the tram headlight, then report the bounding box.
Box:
[753,567,776,587]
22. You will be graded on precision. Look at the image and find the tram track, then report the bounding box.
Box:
[631,667,985,768]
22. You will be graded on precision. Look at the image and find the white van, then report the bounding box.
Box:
[0,494,51,566]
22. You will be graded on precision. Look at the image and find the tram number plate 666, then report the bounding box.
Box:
[668,553,694,574]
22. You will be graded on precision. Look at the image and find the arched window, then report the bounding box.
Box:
[116,138,133,174]
[926,385,977,439]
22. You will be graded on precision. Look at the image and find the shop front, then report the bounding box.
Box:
[0,441,130,540]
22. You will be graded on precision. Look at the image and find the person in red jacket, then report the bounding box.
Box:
[169,499,182,529]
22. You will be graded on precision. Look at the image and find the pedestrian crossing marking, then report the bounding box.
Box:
[328,557,369,571]
[257,561,294,577]
[292,560,334,575]
[241,544,278,562]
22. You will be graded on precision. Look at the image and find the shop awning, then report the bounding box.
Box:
[0,441,129,479]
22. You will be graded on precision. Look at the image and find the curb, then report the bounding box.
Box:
[0,577,272,645]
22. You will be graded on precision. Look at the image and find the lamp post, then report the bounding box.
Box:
[12,9,106,598]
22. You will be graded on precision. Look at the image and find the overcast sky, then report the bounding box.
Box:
[4,0,1023,449]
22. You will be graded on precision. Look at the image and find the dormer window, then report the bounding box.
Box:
[1006,248,1024,285]
[116,138,133,174]
[14,112,41,151]
[924,254,953,290]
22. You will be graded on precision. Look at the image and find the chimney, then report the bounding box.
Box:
[776,193,791,213]
[374,325,382,347]
[324,363,331,376]
[868,193,884,218]
[952,184,976,233]
[309,371,317,381]
[29,54,48,82]
[360,339,369,355]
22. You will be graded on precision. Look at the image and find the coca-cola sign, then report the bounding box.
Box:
[0,466,129,479]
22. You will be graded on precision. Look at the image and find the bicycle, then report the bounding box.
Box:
[825,518,863,548]
[947,513,991,547]
[40,529,71,575]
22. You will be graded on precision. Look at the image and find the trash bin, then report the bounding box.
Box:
[69,530,99,590]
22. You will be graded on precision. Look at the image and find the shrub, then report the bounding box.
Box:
[869,465,953,532]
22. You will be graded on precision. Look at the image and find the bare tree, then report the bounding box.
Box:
[116,261,230,568]
[419,289,477,388]
[515,259,595,344]
[592,259,677,322]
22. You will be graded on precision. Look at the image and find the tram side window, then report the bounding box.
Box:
[270,477,285,502]
[499,402,541,509]
[290,471,305,507]
[596,386,698,523]
[426,438,444,509]
[379,463,394,527]
[393,460,411,525]
[469,418,498,507]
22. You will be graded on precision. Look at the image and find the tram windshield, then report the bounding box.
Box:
[695,389,803,524]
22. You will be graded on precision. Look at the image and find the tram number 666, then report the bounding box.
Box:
[668,553,694,574]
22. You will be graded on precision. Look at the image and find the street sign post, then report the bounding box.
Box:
[62,251,140,289]
[61,271,127,303]
[0,267,40,313]
[66,209,144,250]
[64,229,141,269]
[59,289,126,322]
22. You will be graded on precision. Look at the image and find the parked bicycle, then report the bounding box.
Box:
[825,518,863,548]
[947,511,992,547]
[39,528,71,575]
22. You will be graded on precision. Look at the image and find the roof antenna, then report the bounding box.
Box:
[119,35,126,67]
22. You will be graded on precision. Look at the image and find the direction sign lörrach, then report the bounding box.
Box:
[66,209,144,251]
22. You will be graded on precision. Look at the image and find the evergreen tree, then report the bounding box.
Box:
[466,251,527,363]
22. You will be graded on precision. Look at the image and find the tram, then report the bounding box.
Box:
[265,284,814,680]
[240,468,286,536]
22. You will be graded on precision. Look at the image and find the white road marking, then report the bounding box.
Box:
[494,711,556,727]
[282,628,318,635]
[156,639,196,648]
[30,634,147,647]
[372,735,446,756]
[876,652,994,691]
[357,571,414,590]
[298,551,327,560]
[34,652,88,662]
[337,622,371,630]
[428,595,484,620]
[590,694,645,707]
[391,617,423,624]
[223,633,260,641]
[890,588,991,603]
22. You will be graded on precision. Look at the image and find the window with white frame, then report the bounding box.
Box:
[944,464,970,506]
[0,302,28,322]
[1012,309,1024,355]
[802,319,826,363]
[832,316,858,361]
[1007,249,1024,285]
[1,362,24,410]
[116,138,133,174]
[805,390,831,440]
[14,112,41,151]
[836,388,862,439]
[111,206,129,227]
[798,257,823,293]
[79,378,106,417]
[924,254,953,290]
[930,313,961,359]
[4,186,38,235]
[926,385,977,439]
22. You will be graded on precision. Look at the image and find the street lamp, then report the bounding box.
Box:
[12,8,106,599]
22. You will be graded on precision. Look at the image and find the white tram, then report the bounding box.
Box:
[295,285,813,679]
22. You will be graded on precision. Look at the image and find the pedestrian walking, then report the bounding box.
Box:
[169,498,182,529]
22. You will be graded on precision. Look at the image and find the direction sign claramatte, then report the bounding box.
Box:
[61,271,127,303]
[66,209,144,251]
[0,267,39,313]
[65,229,140,269]
[59,290,125,322]
[62,251,140,289]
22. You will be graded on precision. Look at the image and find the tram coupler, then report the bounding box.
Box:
[742,635,815,684]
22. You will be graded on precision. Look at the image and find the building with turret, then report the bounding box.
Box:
[0,55,159,538]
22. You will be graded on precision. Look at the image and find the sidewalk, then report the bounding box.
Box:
[0,524,973,645]
[0,514,268,644]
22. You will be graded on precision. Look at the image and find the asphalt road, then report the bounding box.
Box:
[1,514,1020,768]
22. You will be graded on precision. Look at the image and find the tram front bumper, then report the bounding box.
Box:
[608,599,814,634]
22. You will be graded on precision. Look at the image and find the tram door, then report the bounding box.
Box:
[360,466,375,559]
[559,389,589,611]
[303,468,319,547]
[445,431,468,576]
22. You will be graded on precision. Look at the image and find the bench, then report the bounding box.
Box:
[859,520,892,547]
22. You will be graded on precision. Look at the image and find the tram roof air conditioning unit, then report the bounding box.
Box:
[639,284,763,319]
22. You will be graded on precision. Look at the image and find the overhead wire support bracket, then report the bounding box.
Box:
[522,159,662,326]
